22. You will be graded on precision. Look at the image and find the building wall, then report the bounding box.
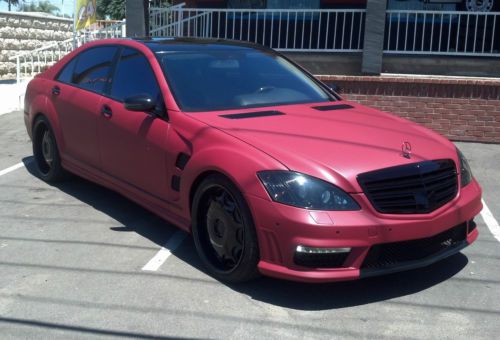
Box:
[318,75,500,143]
[0,11,72,80]
[172,0,366,8]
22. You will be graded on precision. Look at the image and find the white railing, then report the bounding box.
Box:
[78,19,127,44]
[384,10,500,56]
[150,6,366,52]
[9,20,127,83]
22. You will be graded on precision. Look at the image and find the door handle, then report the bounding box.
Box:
[51,86,60,95]
[101,105,113,118]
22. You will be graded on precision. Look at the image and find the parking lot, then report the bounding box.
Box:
[1,109,499,339]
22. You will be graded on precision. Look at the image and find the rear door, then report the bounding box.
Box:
[53,46,118,169]
[98,47,171,200]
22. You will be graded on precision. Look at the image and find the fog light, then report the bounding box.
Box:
[294,245,351,268]
[295,245,351,254]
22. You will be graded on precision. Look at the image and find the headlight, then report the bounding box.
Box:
[457,147,473,187]
[257,171,360,211]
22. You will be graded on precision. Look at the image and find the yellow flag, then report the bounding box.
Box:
[75,0,97,31]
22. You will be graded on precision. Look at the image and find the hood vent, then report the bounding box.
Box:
[313,104,354,111]
[220,111,285,119]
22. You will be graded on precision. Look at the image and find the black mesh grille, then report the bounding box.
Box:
[361,223,467,270]
[294,252,349,268]
[357,159,458,214]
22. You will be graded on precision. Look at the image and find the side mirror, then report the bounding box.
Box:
[124,94,156,112]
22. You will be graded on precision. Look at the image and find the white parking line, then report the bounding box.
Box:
[480,199,500,243]
[141,230,187,271]
[0,162,25,177]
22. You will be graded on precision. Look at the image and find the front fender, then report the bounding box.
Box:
[179,141,287,221]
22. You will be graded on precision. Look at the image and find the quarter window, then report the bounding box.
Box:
[56,58,77,83]
[110,48,161,102]
[72,46,118,94]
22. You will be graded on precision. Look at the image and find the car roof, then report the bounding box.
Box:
[131,37,272,53]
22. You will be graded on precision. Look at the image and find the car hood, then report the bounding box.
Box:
[189,101,457,193]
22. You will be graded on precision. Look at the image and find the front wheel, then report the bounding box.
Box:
[32,116,67,182]
[191,174,260,283]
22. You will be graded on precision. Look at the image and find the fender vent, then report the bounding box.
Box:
[175,153,190,170]
[171,175,181,192]
[220,111,285,119]
[313,104,354,111]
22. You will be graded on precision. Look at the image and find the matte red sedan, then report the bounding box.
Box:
[24,38,482,283]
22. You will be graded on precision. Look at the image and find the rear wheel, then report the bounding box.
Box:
[192,174,260,283]
[32,116,67,182]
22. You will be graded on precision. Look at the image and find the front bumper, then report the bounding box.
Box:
[247,179,482,283]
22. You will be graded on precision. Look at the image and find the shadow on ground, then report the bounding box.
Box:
[22,156,469,311]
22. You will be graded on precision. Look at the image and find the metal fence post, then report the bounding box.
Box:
[178,9,184,36]
[16,56,20,84]
[122,19,127,37]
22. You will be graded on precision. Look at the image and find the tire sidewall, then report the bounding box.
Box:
[191,174,260,283]
[32,116,65,182]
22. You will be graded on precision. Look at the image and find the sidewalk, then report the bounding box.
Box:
[0,79,30,115]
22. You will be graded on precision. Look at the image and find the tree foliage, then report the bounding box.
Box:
[97,0,126,20]
[2,0,19,12]
[20,1,60,15]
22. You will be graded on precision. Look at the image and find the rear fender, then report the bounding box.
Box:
[28,81,65,154]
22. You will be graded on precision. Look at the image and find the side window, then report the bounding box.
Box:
[56,57,77,84]
[72,46,118,94]
[110,48,161,102]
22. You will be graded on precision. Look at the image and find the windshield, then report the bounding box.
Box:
[156,49,334,112]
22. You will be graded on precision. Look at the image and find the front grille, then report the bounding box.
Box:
[357,159,458,214]
[294,252,349,268]
[361,223,467,270]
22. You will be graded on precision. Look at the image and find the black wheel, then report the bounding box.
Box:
[32,116,67,182]
[192,174,260,283]
[459,0,495,12]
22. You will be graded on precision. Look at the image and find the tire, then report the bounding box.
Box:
[32,116,67,182]
[460,0,495,12]
[191,174,260,283]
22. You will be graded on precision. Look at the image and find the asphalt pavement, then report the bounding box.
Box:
[0,110,499,339]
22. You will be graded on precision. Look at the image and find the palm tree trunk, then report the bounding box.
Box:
[8,0,11,11]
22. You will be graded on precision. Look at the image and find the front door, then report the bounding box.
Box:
[98,47,171,201]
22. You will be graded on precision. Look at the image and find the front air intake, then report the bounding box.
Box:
[361,223,467,270]
[312,104,354,111]
[219,111,285,119]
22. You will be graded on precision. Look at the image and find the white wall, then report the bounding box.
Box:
[0,11,72,79]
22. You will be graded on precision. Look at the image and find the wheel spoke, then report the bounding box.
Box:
[204,186,245,271]
[42,130,53,165]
